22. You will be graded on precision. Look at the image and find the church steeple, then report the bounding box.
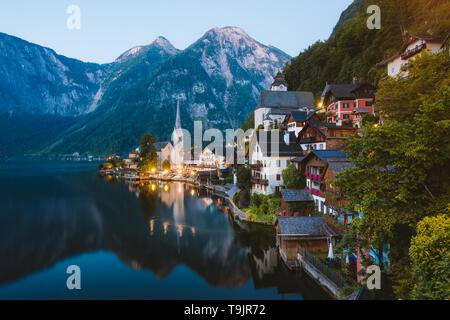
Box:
[174,99,182,130]
[270,71,288,91]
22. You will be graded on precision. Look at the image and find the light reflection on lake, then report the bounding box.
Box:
[0,162,330,299]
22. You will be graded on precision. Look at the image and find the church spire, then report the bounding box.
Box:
[174,99,182,130]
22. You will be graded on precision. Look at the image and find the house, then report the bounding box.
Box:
[300,150,348,214]
[284,110,320,137]
[154,141,173,169]
[383,35,445,78]
[323,159,355,226]
[276,217,342,266]
[297,121,358,151]
[198,146,226,169]
[197,170,218,184]
[254,73,315,129]
[122,152,139,169]
[263,109,292,131]
[249,130,303,195]
[280,189,314,217]
[322,80,376,125]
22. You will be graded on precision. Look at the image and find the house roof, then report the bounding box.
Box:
[327,159,355,178]
[277,217,341,237]
[281,189,314,202]
[254,130,303,157]
[256,90,315,109]
[154,141,171,152]
[267,109,294,115]
[299,150,348,165]
[299,121,356,140]
[289,111,316,122]
[291,156,306,163]
[322,84,357,99]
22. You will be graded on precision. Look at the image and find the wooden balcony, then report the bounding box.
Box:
[401,43,426,60]
[251,177,269,186]
[250,163,262,170]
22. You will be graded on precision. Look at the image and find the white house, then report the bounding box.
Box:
[249,130,303,195]
[198,146,226,169]
[384,35,445,78]
[154,141,173,169]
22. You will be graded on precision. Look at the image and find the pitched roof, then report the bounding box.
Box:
[281,189,314,202]
[322,84,358,99]
[256,90,315,109]
[289,111,316,122]
[277,217,341,237]
[300,121,356,140]
[254,130,303,157]
[154,141,171,152]
[312,150,348,163]
[299,150,348,165]
[327,159,355,177]
[291,156,306,163]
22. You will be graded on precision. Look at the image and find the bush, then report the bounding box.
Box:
[232,191,241,207]
[239,189,251,208]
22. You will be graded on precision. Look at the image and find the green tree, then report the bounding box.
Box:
[282,164,306,189]
[409,214,450,300]
[335,52,450,299]
[139,133,158,171]
[162,159,171,171]
[236,166,252,190]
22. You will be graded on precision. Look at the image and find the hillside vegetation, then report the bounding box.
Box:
[284,0,450,97]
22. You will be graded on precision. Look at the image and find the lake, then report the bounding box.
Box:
[0,162,330,300]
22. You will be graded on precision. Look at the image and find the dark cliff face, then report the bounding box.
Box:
[0,32,108,116]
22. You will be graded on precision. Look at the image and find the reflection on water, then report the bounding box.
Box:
[0,162,330,299]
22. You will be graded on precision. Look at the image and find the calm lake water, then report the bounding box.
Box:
[0,162,330,300]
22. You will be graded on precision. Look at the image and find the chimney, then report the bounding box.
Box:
[353,76,358,85]
[284,132,290,145]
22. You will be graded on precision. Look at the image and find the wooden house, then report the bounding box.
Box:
[276,217,342,265]
[280,189,314,217]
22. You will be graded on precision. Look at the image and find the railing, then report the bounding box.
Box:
[251,177,269,185]
[401,43,426,60]
[298,247,347,289]
[250,163,262,170]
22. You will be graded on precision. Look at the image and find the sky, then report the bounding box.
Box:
[0,0,354,64]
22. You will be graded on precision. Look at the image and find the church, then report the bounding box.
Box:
[254,72,316,129]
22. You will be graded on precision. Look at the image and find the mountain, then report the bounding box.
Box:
[284,0,450,97]
[41,27,291,155]
[0,32,108,116]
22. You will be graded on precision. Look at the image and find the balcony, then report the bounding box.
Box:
[251,177,269,186]
[401,43,426,60]
[250,163,262,170]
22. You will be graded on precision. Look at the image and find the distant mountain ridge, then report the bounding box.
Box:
[0,27,291,156]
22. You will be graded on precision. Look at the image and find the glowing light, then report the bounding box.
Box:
[151,168,156,173]
[150,219,154,236]
[178,185,182,193]
[318,102,323,108]
[177,225,183,237]
[178,170,182,175]
[163,222,169,235]
[374,124,379,128]
[191,227,196,237]
[164,185,169,192]
[190,189,195,196]
[164,170,168,175]
[151,184,156,191]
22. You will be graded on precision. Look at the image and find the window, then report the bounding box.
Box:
[343,103,349,108]
[366,100,373,107]
[276,174,281,181]
[286,160,290,166]
[276,160,281,167]
[343,114,350,120]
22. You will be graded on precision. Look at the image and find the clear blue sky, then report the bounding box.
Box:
[0,0,354,64]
